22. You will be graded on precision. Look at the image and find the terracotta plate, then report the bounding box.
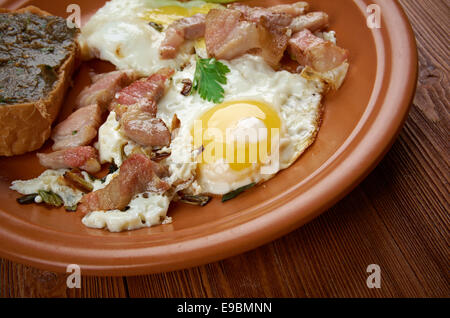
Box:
[0,0,417,275]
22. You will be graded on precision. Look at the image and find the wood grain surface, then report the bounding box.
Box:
[0,0,448,298]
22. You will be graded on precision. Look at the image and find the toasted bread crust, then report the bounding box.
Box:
[0,6,80,156]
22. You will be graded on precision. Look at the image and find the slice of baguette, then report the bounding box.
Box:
[0,6,80,156]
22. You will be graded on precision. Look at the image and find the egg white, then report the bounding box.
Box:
[79,0,216,75]
[10,169,90,207]
[82,191,171,232]
[157,54,325,194]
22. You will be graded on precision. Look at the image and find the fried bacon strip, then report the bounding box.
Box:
[203,2,337,68]
[37,146,101,174]
[205,9,260,60]
[205,6,292,67]
[160,14,206,59]
[289,11,329,33]
[75,70,138,111]
[268,2,310,16]
[288,29,348,72]
[110,68,173,115]
[78,154,170,214]
[110,68,174,147]
[120,110,171,147]
[228,3,293,26]
[51,104,102,151]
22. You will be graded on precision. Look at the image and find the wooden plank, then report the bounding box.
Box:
[0,258,128,297]
[1,0,449,298]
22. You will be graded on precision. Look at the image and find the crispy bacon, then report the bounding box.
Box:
[110,68,174,115]
[257,15,290,67]
[268,2,310,16]
[75,70,137,111]
[160,14,206,59]
[288,29,348,72]
[205,8,289,66]
[160,28,184,60]
[110,68,173,147]
[37,146,101,173]
[205,9,260,60]
[121,110,171,147]
[78,154,170,214]
[228,3,293,26]
[289,12,329,33]
[51,104,102,151]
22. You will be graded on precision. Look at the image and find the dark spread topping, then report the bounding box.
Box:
[0,12,79,105]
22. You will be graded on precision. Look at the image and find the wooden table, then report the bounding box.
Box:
[0,0,448,298]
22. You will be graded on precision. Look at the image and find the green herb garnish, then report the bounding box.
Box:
[180,195,211,207]
[109,162,118,174]
[192,57,230,104]
[72,130,78,135]
[148,21,163,32]
[101,162,119,183]
[37,190,64,207]
[17,193,38,204]
[222,183,256,202]
[65,204,77,212]
[63,170,93,193]
[87,173,98,182]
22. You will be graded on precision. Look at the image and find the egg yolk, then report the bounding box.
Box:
[141,3,220,26]
[192,100,281,171]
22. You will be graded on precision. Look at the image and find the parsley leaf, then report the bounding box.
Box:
[192,58,230,104]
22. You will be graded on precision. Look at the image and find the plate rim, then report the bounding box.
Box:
[0,0,418,275]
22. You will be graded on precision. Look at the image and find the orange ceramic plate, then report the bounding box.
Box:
[0,0,417,275]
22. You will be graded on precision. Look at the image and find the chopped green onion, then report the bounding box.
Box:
[109,162,118,174]
[37,190,64,207]
[148,21,163,32]
[64,170,93,193]
[16,193,38,204]
[222,183,256,202]
[180,195,211,207]
[65,204,77,212]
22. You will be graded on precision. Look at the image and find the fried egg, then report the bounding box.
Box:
[80,0,221,75]
[157,54,325,194]
[96,53,324,197]
[11,169,90,207]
